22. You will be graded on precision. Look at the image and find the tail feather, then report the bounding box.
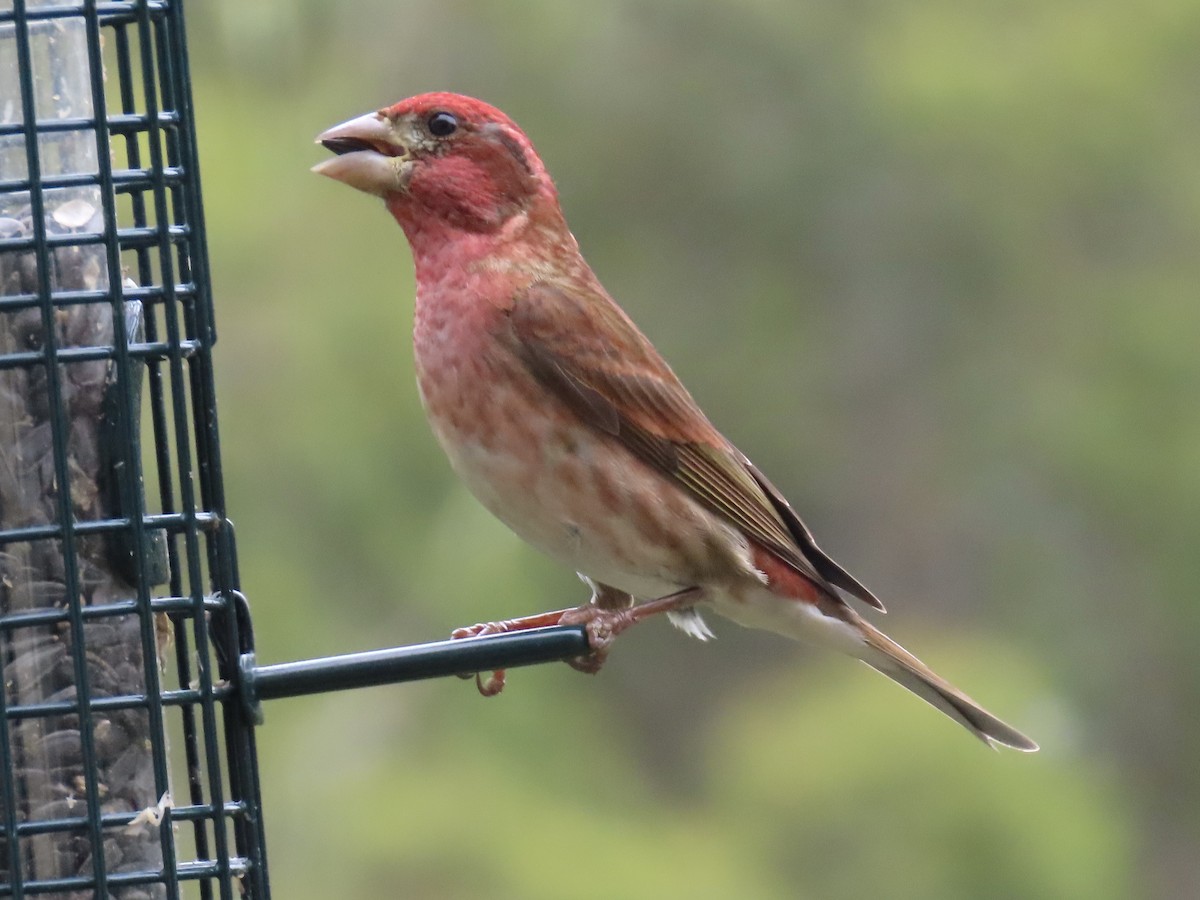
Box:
[857,621,1038,752]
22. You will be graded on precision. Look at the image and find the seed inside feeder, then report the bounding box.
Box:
[51,197,97,231]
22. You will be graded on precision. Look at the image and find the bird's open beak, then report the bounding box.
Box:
[312,111,410,197]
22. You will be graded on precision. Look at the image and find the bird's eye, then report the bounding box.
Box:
[428,111,458,137]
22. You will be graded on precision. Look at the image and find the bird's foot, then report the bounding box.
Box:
[450,587,703,694]
[559,586,704,673]
[557,604,623,674]
[451,607,576,696]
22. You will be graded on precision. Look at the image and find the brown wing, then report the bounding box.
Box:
[506,281,879,609]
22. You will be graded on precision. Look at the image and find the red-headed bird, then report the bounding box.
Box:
[314,93,1036,751]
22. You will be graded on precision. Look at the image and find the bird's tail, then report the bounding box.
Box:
[855,619,1038,751]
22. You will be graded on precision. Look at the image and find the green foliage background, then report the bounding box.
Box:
[185,0,1196,896]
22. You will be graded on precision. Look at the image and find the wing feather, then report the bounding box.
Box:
[507,280,877,608]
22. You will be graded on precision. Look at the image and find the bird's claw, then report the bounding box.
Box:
[559,603,634,673]
[451,620,507,640]
[473,669,507,696]
[451,667,508,696]
[448,604,623,689]
[450,620,519,696]
[450,588,700,693]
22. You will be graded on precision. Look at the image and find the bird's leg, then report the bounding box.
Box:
[450,584,632,694]
[450,585,703,694]
[558,581,632,673]
[451,607,575,640]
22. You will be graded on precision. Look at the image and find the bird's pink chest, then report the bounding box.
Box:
[411,281,723,598]
[412,279,560,516]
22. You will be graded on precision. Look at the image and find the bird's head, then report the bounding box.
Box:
[313,92,558,235]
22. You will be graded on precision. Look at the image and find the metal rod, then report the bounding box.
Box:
[238,626,590,724]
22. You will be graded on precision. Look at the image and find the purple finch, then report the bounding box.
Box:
[314,93,1036,751]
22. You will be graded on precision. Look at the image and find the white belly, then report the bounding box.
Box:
[419,375,755,601]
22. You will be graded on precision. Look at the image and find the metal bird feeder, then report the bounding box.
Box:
[0,2,587,898]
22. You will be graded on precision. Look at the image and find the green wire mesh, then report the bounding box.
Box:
[0,2,269,897]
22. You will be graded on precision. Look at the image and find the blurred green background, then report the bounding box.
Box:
[184,0,1196,897]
